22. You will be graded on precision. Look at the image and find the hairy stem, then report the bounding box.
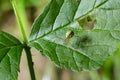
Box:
[24,45,36,80]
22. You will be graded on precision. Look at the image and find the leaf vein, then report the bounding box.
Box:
[41,38,102,65]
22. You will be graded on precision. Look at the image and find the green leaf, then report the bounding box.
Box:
[0,31,23,80]
[29,0,120,71]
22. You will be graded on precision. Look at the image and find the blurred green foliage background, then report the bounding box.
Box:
[0,0,120,80]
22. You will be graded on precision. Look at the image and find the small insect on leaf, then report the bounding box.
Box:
[65,31,74,43]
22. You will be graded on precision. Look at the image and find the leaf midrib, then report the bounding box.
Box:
[0,44,23,50]
[29,0,110,42]
[29,27,120,44]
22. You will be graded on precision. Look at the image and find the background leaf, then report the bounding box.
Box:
[29,0,120,71]
[0,31,23,80]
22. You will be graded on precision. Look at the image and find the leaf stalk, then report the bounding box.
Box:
[10,0,28,43]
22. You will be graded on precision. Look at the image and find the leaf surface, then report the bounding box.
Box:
[0,31,23,80]
[29,0,120,71]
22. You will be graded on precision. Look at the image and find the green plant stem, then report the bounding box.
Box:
[10,0,28,43]
[11,0,36,79]
[24,45,36,80]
